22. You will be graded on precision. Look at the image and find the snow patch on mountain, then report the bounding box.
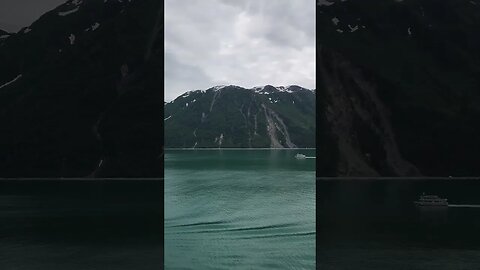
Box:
[71,0,83,5]
[85,23,101,32]
[318,0,334,6]
[69,34,76,45]
[176,85,314,101]
[254,85,308,93]
[212,85,227,91]
[91,22,101,31]
[332,17,340,25]
[348,24,359,32]
[0,74,22,89]
[58,0,83,16]
[59,7,80,16]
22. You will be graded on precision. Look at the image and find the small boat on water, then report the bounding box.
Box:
[414,193,448,207]
[295,153,306,159]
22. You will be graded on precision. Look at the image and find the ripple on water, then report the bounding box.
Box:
[165,149,316,269]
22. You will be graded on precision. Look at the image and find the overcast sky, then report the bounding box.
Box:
[165,0,315,101]
[0,0,65,32]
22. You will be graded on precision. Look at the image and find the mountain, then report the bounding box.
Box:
[0,0,162,177]
[0,28,10,43]
[0,21,20,33]
[316,0,480,176]
[165,85,315,148]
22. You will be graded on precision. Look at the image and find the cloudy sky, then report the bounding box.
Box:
[0,0,65,32]
[165,0,315,101]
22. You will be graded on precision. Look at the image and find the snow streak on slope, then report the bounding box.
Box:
[0,74,22,89]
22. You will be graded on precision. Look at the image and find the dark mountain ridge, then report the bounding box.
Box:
[0,0,162,177]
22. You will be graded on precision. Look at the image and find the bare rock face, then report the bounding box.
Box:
[316,0,480,176]
[318,47,420,177]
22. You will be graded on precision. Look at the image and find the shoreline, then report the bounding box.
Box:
[0,178,164,181]
[317,177,480,181]
[165,148,316,150]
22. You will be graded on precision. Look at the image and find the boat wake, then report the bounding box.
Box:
[448,204,480,208]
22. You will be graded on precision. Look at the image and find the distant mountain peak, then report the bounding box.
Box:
[165,84,315,149]
[254,85,312,93]
[179,84,313,99]
[206,85,234,91]
[0,28,10,37]
[174,85,316,104]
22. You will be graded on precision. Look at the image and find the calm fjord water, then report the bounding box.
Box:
[0,180,162,270]
[318,179,480,269]
[165,149,316,269]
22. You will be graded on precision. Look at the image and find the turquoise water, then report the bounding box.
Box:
[164,149,316,269]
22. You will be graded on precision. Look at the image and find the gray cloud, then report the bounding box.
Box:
[0,0,66,32]
[165,0,315,101]
[165,52,214,97]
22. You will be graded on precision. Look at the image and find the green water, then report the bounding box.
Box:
[164,149,316,269]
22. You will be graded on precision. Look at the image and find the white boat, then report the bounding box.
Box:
[414,193,448,207]
[295,153,306,159]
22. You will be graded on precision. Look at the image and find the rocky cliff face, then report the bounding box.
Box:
[316,0,480,176]
[0,0,162,177]
[317,47,420,176]
[165,85,315,148]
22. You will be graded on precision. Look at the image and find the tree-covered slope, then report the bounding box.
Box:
[0,0,162,177]
[165,85,315,148]
[316,0,480,176]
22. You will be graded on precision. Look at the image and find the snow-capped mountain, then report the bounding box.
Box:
[0,0,162,177]
[165,85,315,148]
[2,0,479,177]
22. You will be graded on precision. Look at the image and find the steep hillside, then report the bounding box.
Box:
[0,29,10,44]
[316,0,480,176]
[0,0,162,177]
[165,85,315,148]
